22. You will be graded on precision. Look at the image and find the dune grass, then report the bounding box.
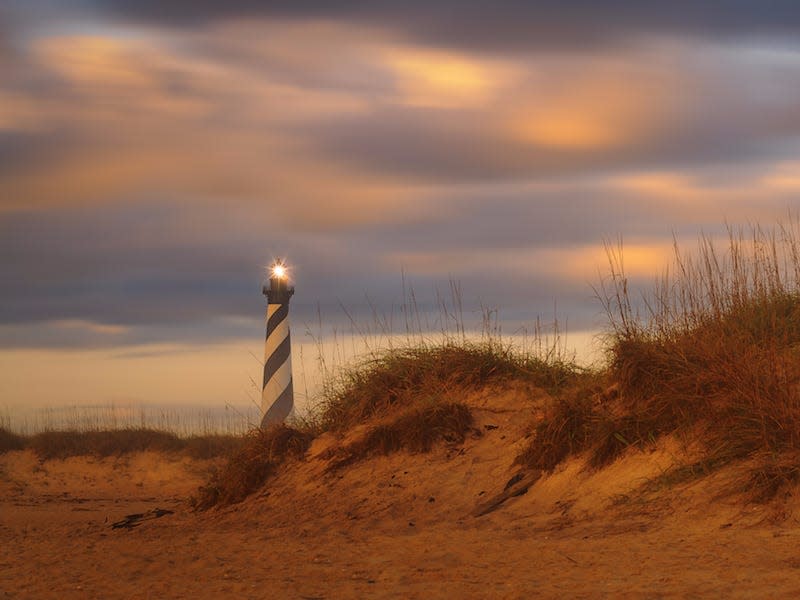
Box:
[517,222,800,499]
[0,427,243,460]
[514,387,598,472]
[315,340,578,433]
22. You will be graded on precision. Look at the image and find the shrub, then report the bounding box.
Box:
[602,228,800,479]
[515,391,597,472]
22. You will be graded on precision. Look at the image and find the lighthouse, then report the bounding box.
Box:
[260,261,295,427]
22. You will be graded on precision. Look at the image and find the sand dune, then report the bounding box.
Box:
[3,386,800,598]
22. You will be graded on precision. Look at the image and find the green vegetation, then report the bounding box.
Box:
[204,219,800,507]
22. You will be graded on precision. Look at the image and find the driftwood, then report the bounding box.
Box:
[472,470,542,517]
[111,508,175,529]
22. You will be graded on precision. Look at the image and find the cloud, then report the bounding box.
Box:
[6,23,800,203]
[2,12,800,353]
[303,40,800,181]
[7,155,792,343]
[2,31,427,229]
[53,319,130,336]
[87,1,800,52]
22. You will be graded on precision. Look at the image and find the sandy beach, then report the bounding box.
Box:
[3,386,800,599]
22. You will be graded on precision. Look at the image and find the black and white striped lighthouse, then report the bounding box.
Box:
[260,261,295,427]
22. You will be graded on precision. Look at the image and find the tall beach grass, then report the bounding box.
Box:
[519,220,800,499]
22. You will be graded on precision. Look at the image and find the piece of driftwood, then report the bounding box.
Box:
[471,469,542,517]
[111,508,175,529]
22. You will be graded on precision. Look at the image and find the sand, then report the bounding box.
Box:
[3,386,800,599]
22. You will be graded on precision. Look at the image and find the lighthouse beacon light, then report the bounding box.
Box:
[271,263,287,280]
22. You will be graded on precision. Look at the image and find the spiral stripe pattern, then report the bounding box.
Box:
[261,302,294,426]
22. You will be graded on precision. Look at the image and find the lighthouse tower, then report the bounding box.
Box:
[260,261,295,427]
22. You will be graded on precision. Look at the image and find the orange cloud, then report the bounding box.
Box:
[762,161,800,191]
[608,168,799,223]
[505,54,681,150]
[0,92,48,132]
[381,47,517,108]
[1,31,427,230]
[385,242,674,281]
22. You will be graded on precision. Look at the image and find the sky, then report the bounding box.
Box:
[3,1,800,417]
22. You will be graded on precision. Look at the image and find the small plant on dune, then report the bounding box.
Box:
[179,434,246,460]
[745,455,800,502]
[193,424,314,510]
[314,338,583,471]
[602,226,800,474]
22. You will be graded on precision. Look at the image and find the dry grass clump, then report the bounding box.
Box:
[3,428,243,460]
[327,400,474,470]
[316,340,577,433]
[603,296,800,465]
[519,222,800,499]
[603,228,800,481]
[0,428,25,453]
[514,390,597,472]
[193,424,314,510]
